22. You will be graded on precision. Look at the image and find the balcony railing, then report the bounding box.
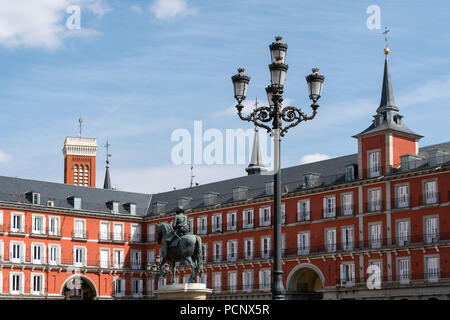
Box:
[419,192,440,206]
[393,197,410,209]
[366,166,383,179]
[297,211,310,222]
[366,200,383,212]
[71,230,88,240]
[322,208,336,219]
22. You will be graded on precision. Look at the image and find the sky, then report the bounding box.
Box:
[0,0,449,194]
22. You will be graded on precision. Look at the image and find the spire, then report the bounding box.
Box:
[377,27,398,114]
[246,127,267,175]
[103,139,112,189]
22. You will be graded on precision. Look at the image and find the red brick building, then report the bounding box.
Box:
[0,51,448,300]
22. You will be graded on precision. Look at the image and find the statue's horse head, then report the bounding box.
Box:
[156,222,171,244]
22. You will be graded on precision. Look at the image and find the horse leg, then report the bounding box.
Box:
[170,261,176,285]
[186,257,197,283]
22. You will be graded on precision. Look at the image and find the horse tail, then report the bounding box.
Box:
[194,235,204,276]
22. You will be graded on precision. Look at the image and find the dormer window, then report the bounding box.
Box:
[106,201,120,214]
[203,192,219,206]
[233,186,249,201]
[265,182,274,195]
[32,193,40,205]
[152,202,167,214]
[303,173,320,188]
[73,197,82,210]
[345,165,357,181]
[177,197,192,209]
[129,203,136,215]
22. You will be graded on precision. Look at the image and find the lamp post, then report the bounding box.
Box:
[231,36,325,300]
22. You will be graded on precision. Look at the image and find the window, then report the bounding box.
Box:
[0,210,3,226]
[424,217,439,243]
[213,242,222,262]
[369,223,382,249]
[32,193,41,205]
[48,245,60,265]
[243,209,254,228]
[323,196,336,218]
[212,214,222,232]
[129,203,136,215]
[426,256,439,283]
[345,166,355,181]
[114,278,125,296]
[32,215,45,234]
[397,258,410,284]
[397,220,409,245]
[0,240,3,261]
[368,189,381,212]
[244,238,254,260]
[227,240,237,262]
[112,202,119,214]
[197,216,208,235]
[147,279,154,296]
[147,224,156,242]
[10,242,25,263]
[368,151,381,177]
[31,243,45,264]
[131,250,142,269]
[261,236,271,258]
[113,249,124,268]
[281,203,286,224]
[326,229,336,253]
[83,165,89,186]
[265,182,274,195]
[233,187,248,201]
[297,200,310,221]
[74,165,79,185]
[297,232,310,255]
[259,269,271,291]
[342,227,354,251]
[113,223,124,241]
[228,271,237,292]
[73,197,82,210]
[100,249,109,268]
[242,270,253,291]
[227,211,237,231]
[396,185,409,208]
[31,274,44,295]
[202,244,207,264]
[131,278,143,297]
[259,207,271,227]
[11,212,24,233]
[424,181,438,204]
[187,218,194,234]
[368,260,382,286]
[147,249,155,265]
[131,224,141,242]
[48,217,60,236]
[213,273,222,292]
[99,222,109,240]
[73,247,86,267]
[340,263,355,285]
[342,193,353,216]
[10,273,24,295]
[73,219,86,238]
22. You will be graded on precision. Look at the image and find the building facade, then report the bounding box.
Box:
[0,50,449,300]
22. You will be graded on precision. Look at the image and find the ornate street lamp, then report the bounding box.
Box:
[231,36,325,300]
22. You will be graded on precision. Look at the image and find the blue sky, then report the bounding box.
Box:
[0,0,449,194]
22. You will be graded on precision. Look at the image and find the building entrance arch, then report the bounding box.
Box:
[61,274,97,300]
[286,263,324,300]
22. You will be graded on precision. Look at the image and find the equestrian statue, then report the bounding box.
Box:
[156,206,204,284]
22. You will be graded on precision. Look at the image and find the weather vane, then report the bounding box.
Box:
[382,27,390,54]
[105,139,112,166]
[78,117,83,137]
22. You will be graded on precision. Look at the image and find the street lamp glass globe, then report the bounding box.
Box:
[269,60,288,87]
[306,68,325,101]
[231,68,250,102]
[269,36,288,64]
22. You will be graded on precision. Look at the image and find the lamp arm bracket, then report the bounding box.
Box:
[237,105,273,133]
[279,105,318,136]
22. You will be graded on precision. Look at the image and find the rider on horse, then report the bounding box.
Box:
[160,205,189,259]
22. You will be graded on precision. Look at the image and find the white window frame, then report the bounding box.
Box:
[323,195,336,218]
[342,193,353,216]
[244,238,254,260]
[48,216,60,236]
[424,215,439,243]
[423,180,438,204]
[395,184,409,208]
[197,216,208,235]
[396,219,410,246]
[31,214,46,235]
[100,248,110,268]
[114,277,126,296]
[212,213,222,232]
[243,208,254,229]
[147,224,156,242]
[297,199,310,221]
[325,228,337,253]
[31,242,46,264]
[369,222,382,249]
[131,278,143,298]
[259,206,271,227]
[99,221,110,241]
[73,246,87,267]
[73,219,86,238]
[131,249,142,269]
[48,244,61,266]
[0,240,3,261]
[242,270,254,292]
[259,269,271,291]
[213,242,222,263]
[227,240,238,262]
[130,224,141,242]
[228,271,237,292]
[368,188,382,212]
[425,255,440,283]
[340,262,355,286]
[147,249,156,265]
[397,257,410,284]
[297,231,310,255]
[227,211,237,231]
[113,223,124,241]
[113,249,125,268]
[10,212,25,233]
[10,241,25,263]
[10,272,24,295]
[261,236,271,258]
[368,150,381,178]
[213,272,222,292]
[30,273,45,295]
[368,259,383,286]
[341,226,354,251]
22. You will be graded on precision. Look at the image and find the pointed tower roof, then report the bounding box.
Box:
[103,140,112,190]
[353,46,422,139]
[246,127,267,175]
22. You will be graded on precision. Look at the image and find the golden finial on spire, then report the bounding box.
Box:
[382,27,390,55]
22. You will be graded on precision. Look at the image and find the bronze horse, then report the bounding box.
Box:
[156,222,204,284]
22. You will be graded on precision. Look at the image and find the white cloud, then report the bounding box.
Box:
[0,0,110,50]
[0,149,12,163]
[108,164,245,194]
[300,153,331,164]
[149,0,196,20]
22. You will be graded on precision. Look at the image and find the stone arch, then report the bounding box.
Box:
[61,274,98,300]
[286,263,325,300]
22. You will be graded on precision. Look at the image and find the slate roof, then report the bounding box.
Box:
[0,142,448,217]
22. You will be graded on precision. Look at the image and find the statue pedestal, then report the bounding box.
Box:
[156,283,212,300]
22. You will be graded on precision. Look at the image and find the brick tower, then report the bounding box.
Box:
[62,136,98,187]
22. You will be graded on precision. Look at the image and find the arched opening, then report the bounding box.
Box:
[61,275,97,300]
[287,264,324,300]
